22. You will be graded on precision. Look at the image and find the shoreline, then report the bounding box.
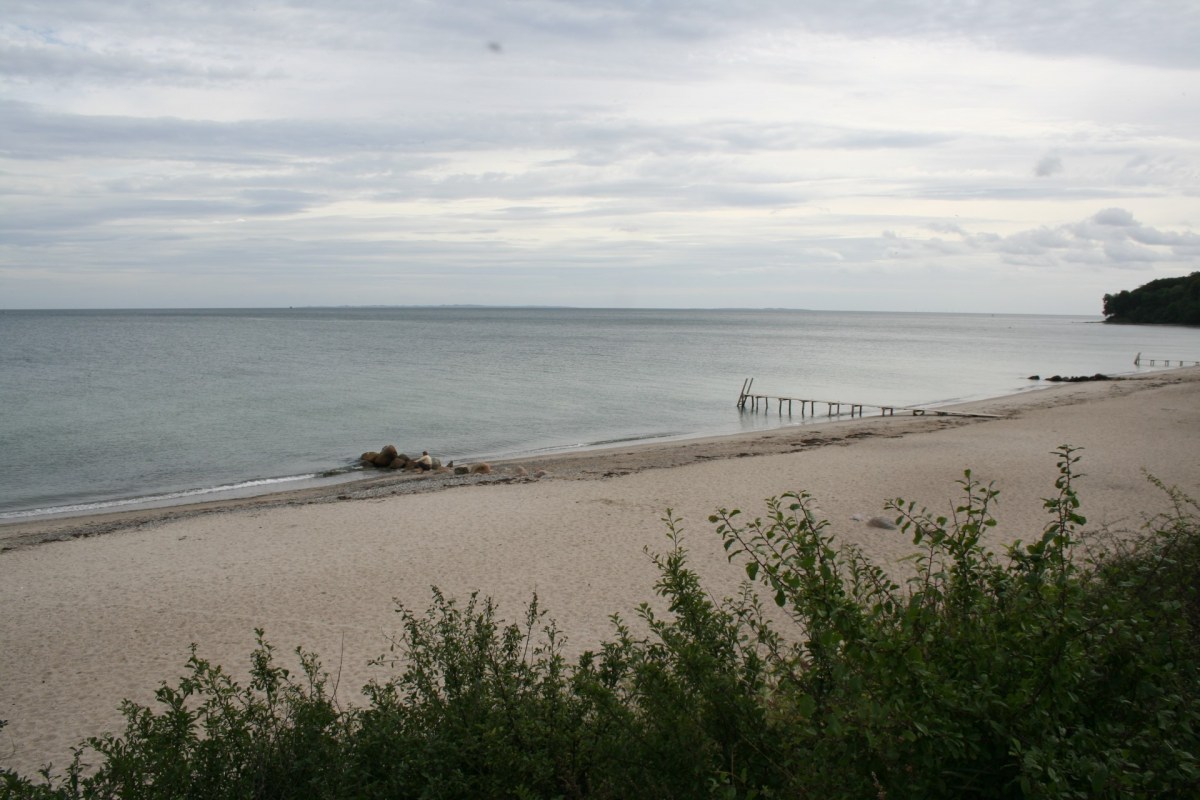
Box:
[0,381,1041,535]
[1,369,1192,553]
[2,368,1199,776]
[0,383,1075,551]
[0,353,1175,534]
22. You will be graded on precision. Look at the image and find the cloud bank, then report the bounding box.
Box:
[2,0,1198,312]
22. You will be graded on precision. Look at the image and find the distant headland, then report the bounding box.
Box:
[1103,271,1200,325]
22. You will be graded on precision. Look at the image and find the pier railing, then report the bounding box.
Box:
[736,378,999,419]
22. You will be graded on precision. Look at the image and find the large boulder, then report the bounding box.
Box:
[388,452,410,470]
[361,451,379,465]
[372,444,399,468]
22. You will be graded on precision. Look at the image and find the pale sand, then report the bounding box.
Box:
[2,369,1199,776]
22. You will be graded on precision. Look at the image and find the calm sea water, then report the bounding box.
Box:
[1,308,1196,520]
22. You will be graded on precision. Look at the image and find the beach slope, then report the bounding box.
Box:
[2,369,1198,777]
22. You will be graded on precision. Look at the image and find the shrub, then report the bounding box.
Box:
[713,445,1200,797]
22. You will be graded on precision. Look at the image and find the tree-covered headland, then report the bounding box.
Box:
[1103,271,1200,325]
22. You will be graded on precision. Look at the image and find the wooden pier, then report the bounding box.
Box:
[1134,353,1199,367]
[736,378,1000,419]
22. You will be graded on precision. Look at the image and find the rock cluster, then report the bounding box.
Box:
[1028,374,1115,383]
[358,445,441,471]
[358,446,505,477]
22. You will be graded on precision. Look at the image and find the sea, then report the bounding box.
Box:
[1,307,1196,522]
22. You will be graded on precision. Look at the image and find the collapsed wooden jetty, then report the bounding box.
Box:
[1134,353,1200,367]
[736,379,1000,419]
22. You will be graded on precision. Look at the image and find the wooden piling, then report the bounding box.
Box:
[735,380,1000,421]
[1135,354,1199,367]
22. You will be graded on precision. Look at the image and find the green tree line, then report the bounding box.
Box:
[1103,271,1200,325]
[4,448,1199,799]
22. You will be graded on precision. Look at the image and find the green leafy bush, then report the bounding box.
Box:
[4,447,1199,799]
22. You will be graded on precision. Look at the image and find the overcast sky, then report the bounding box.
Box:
[2,1,1198,312]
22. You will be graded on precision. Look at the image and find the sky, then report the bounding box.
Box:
[2,1,1199,313]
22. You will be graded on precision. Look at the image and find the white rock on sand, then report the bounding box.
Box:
[1,368,1198,777]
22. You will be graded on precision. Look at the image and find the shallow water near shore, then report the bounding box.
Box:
[1,307,1195,520]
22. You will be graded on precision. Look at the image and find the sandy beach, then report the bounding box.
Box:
[2,368,1199,778]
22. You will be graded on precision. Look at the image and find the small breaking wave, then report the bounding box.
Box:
[0,473,326,522]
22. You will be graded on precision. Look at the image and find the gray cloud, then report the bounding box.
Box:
[0,38,260,84]
[914,208,1200,269]
[749,1,1200,69]
[1091,207,1137,226]
[0,100,963,224]
[4,0,1196,96]
[1035,154,1063,177]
